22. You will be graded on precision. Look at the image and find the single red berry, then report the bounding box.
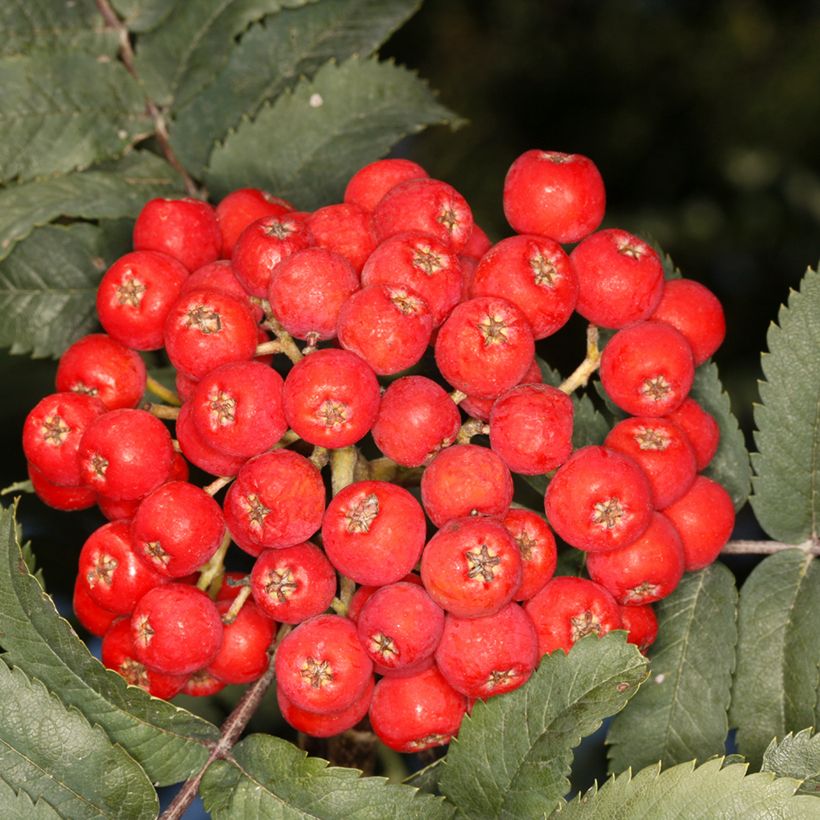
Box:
[650,278,726,365]
[250,542,337,624]
[347,573,423,623]
[175,401,246,478]
[306,203,376,272]
[501,508,557,601]
[282,348,380,448]
[421,516,523,618]
[182,670,226,697]
[435,602,539,699]
[571,229,665,328]
[604,416,697,509]
[72,575,117,637]
[369,666,467,753]
[207,599,276,684]
[662,475,735,571]
[460,357,543,422]
[545,446,654,552]
[78,408,174,500]
[180,259,263,322]
[344,158,428,212]
[600,321,695,417]
[223,450,326,555]
[96,494,141,522]
[619,604,658,653]
[470,235,578,338]
[28,461,96,511]
[278,675,375,737]
[461,223,492,260]
[131,584,224,675]
[175,371,199,403]
[459,254,478,298]
[275,614,373,714]
[435,296,535,399]
[524,576,622,656]
[503,149,605,243]
[664,398,720,471]
[216,188,294,258]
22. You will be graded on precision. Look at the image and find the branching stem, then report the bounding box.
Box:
[145,376,180,406]
[559,324,601,394]
[145,403,180,420]
[197,530,232,592]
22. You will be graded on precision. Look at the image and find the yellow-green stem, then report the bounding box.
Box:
[146,376,181,406]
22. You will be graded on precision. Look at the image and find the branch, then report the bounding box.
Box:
[721,539,820,557]
[559,324,601,394]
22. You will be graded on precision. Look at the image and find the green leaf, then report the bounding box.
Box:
[0,502,220,786]
[730,549,820,769]
[606,563,738,774]
[1,480,33,496]
[556,758,815,818]
[0,53,151,183]
[750,265,820,542]
[199,734,454,819]
[0,662,158,819]
[0,223,130,358]
[403,758,445,796]
[0,776,61,820]
[690,361,752,510]
[763,728,820,796]
[111,0,180,32]
[438,632,648,819]
[171,0,422,175]
[205,56,459,207]
[0,151,183,263]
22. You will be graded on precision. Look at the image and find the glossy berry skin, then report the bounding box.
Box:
[190,360,287,459]
[435,602,539,699]
[545,446,654,553]
[357,582,445,673]
[73,576,117,637]
[207,599,276,684]
[372,177,474,252]
[216,188,294,258]
[78,408,174,501]
[371,376,461,467]
[665,398,720,470]
[620,604,658,653]
[600,321,695,417]
[501,509,558,601]
[421,516,523,618]
[347,573,423,624]
[133,197,221,272]
[604,416,697,509]
[278,675,374,738]
[180,259,263,322]
[503,149,605,243]
[489,384,574,475]
[336,284,433,375]
[461,223,492,260]
[78,520,166,615]
[282,348,380,448]
[369,666,467,753]
[275,614,373,714]
[250,543,336,624]
[23,392,106,486]
[470,235,578,338]
[460,357,542,422]
[183,670,226,697]
[524,576,622,656]
[421,444,514,528]
[570,229,665,328]
[662,476,735,571]
[29,463,96,511]
[131,481,226,578]
[306,202,375,272]
[269,248,359,340]
[223,450,326,555]
[175,401,246,478]
[586,512,685,605]
[56,334,146,410]
[132,583,224,675]
[344,158,428,212]
[651,278,726,365]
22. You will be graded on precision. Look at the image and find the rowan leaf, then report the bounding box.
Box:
[0,776,61,820]
[762,728,820,796]
[606,563,738,774]
[750,265,820,542]
[111,0,180,33]
[730,549,820,768]
[438,632,648,819]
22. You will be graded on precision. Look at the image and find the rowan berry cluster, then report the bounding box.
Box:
[21,148,733,753]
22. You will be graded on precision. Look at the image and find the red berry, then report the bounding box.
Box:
[459,357,543,423]
[344,158,428,212]
[182,669,226,697]
[207,599,276,684]
[72,575,117,637]
[461,223,492,260]
[28,461,97,511]
[503,149,605,243]
[664,398,720,471]
[619,604,658,653]
[180,259,263,322]
[501,508,557,600]
[278,675,374,738]
[175,401,246,478]
[347,573,423,624]
[306,203,376,272]
[545,446,654,553]
[216,188,294,258]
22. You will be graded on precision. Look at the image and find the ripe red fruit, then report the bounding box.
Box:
[346,573,423,624]
[502,149,605,243]
[133,197,221,272]
[619,604,659,653]
[175,401,246,478]
[322,480,427,586]
[435,296,535,399]
[183,670,226,697]
[278,675,374,738]
[131,583,224,675]
[459,357,543,422]
[489,384,574,474]
[524,575,622,656]
[180,259,263,322]
[216,188,294,258]
[461,223,492,260]
[470,235,578,339]
[570,229,665,328]
[662,475,735,571]
[344,158,428,212]
[421,516,523,618]
[600,321,695,417]
[665,398,720,471]
[28,462,97,511]
[207,599,276,684]
[421,444,514,527]
[282,348,380,448]
[306,203,376,272]
[545,446,654,552]
[501,508,558,600]
[73,575,117,637]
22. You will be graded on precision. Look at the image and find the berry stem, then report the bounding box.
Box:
[309,446,330,470]
[145,376,181,406]
[721,539,820,557]
[145,403,180,420]
[254,340,284,357]
[456,417,490,444]
[330,446,358,496]
[222,584,253,624]
[367,457,424,486]
[196,530,232,592]
[204,475,234,497]
[260,306,303,364]
[330,575,356,617]
[450,389,467,404]
[559,324,601,395]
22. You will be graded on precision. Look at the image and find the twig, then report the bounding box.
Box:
[261,317,303,364]
[222,585,253,624]
[146,376,180,406]
[196,530,232,592]
[559,324,601,395]
[721,539,820,557]
[450,389,467,405]
[330,446,358,496]
[145,403,180,420]
[456,417,489,444]
[204,475,234,496]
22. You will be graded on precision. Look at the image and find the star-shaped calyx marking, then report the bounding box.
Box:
[465,544,501,582]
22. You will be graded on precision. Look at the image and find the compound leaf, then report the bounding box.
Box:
[762,728,820,796]
[607,563,738,774]
[0,776,61,820]
[730,549,820,768]
[205,56,459,207]
[199,733,454,819]
[0,503,220,786]
[0,662,158,819]
[750,265,820,542]
[438,632,648,819]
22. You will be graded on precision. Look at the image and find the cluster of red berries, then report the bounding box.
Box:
[21,148,734,753]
